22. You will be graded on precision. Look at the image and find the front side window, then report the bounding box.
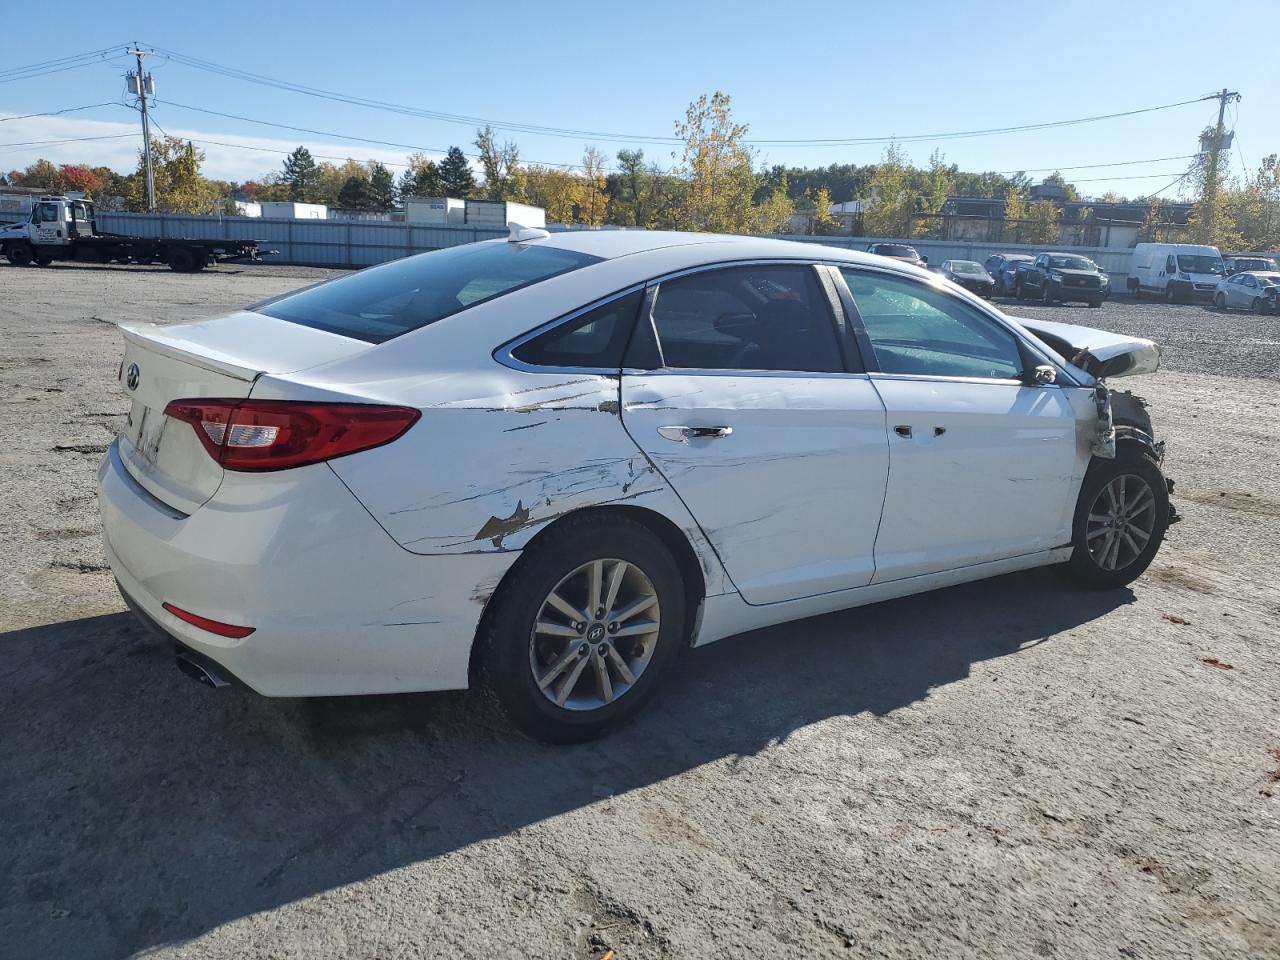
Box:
[840,269,1023,380]
[511,290,644,369]
[257,241,601,343]
[649,265,843,373]
[35,203,60,223]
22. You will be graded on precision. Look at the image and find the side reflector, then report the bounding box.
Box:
[162,602,256,639]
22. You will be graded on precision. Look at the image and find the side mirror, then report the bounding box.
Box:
[1026,364,1057,386]
[920,256,929,265]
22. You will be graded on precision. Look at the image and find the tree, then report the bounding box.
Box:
[123,137,216,213]
[1040,171,1079,202]
[1025,199,1059,245]
[611,148,651,226]
[438,146,476,198]
[579,146,607,225]
[281,147,321,203]
[1234,154,1280,250]
[753,173,795,234]
[525,165,582,223]
[673,91,757,233]
[15,158,62,190]
[58,165,105,195]
[1140,200,1169,243]
[367,161,395,209]
[1002,187,1029,243]
[474,126,526,202]
[337,173,374,210]
[810,186,838,235]
[397,153,444,203]
[1186,126,1241,248]
[916,149,954,238]
[1070,205,1092,245]
[862,143,914,238]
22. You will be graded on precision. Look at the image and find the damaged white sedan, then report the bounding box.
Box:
[99,229,1174,741]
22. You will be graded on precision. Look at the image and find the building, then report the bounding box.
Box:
[259,201,328,220]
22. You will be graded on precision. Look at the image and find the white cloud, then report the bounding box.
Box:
[0,112,433,182]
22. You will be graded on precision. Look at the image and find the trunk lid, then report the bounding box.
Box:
[1012,316,1161,379]
[115,312,372,513]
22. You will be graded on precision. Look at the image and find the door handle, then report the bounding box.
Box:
[657,425,733,443]
[893,425,912,438]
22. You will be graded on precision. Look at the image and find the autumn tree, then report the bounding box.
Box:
[810,186,838,235]
[58,164,105,195]
[916,149,954,238]
[1025,199,1060,245]
[861,143,914,238]
[281,146,321,203]
[1002,187,1029,243]
[1234,154,1280,250]
[673,91,757,233]
[397,152,444,202]
[1140,200,1169,243]
[1186,126,1241,248]
[525,165,582,223]
[438,146,476,198]
[125,137,216,213]
[753,172,795,234]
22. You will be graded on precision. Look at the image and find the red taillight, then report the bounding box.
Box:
[163,399,420,472]
[162,602,255,639]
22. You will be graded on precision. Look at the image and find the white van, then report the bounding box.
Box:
[1129,243,1224,302]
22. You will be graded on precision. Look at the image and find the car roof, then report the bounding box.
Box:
[524,229,906,272]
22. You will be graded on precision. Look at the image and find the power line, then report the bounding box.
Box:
[0,45,128,84]
[990,154,1198,175]
[0,103,123,123]
[0,133,137,150]
[145,43,1217,148]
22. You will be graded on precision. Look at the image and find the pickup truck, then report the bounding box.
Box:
[1015,252,1108,307]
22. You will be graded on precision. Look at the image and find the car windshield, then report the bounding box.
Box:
[950,261,985,275]
[874,244,919,258]
[1238,259,1277,272]
[1177,255,1224,275]
[1048,256,1097,271]
[257,242,601,343]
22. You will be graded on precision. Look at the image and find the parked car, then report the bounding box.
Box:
[984,253,1035,296]
[1015,252,1107,307]
[99,229,1173,742]
[939,259,996,297]
[1223,255,1279,276]
[866,242,927,268]
[1213,271,1280,313]
[1129,242,1224,302]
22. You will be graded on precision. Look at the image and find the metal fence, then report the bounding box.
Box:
[93,213,1136,282]
[96,212,508,267]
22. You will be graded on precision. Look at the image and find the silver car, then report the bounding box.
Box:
[1214,271,1280,313]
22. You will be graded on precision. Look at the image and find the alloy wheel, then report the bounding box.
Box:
[1086,474,1157,572]
[528,558,660,711]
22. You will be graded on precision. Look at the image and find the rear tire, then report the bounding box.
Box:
[167,248,197,272]
[6,243,34,267]
[1064,453,1169,589]
[1088,297,1102,308]
[476,513,688,743]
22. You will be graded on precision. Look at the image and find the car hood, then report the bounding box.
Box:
[1010,316,1161,379]
[1050,268,1102,278]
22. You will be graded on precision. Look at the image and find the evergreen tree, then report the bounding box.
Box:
[281,147,320,202]
[368,162,395,209]
[337,174,374,210]
[396,167,418,205]
[438,146,476,198]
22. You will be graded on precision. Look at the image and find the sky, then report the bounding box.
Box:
[2,0,1277,201]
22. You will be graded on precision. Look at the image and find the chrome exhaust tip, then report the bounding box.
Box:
[175,651,231,689]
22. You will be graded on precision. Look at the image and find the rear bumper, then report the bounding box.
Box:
[98,440,517,696]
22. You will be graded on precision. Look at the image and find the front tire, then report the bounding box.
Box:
[477,513,688,743]
[1251,297,1265,315]
[1064,453,1169,589]
[1041,281,1054,304]
[1166,284,1178,304]
[1214,292,1226,309]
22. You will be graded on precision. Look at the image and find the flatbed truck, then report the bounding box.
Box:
[0,196,270,272]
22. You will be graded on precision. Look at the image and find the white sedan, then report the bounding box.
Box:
[99,229,1174,742]
[1213,271,1280,313]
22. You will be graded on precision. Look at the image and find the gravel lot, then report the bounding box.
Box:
[2,262,1278,960]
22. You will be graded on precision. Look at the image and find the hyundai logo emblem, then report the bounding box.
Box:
[125,363,140,391]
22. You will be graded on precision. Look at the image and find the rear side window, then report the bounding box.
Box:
[257,242,600,344]
[511,290,644,369]
[649,265,843,373]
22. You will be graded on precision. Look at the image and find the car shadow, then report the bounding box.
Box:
[1,568,1132,958]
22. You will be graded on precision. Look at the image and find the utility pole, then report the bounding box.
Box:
[1200,88,1241,242]
[126,45,156,212]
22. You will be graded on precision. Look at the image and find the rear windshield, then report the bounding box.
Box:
[873,244,919,258]
[257,242,601,343]
[950,261,984,275]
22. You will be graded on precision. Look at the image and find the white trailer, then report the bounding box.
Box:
[259,202,327,220]
[464,200,545,228]
[405,197,466,225]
